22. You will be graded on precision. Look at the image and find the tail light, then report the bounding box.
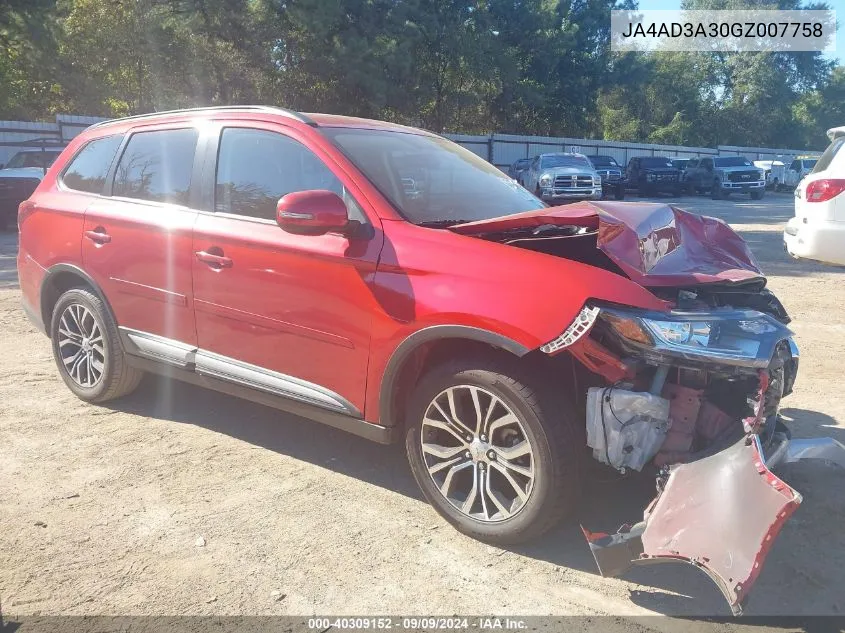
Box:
[805,179,845,203]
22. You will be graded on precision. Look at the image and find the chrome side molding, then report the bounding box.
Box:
[118,327,361,418]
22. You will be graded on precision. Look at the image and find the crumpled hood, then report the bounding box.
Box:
[450,201,764,287]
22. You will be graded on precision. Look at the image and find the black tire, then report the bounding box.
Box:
[405,356,581,545]
[614,186,625,200]
[751,190,764,200]
[50,287,143,403]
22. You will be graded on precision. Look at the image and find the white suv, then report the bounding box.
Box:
[784,127,845,265]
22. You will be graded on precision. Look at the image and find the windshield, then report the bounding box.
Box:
[714,156,753,167]
[5,151,60,169]
[539,154,589,169]
[802,159,818,169]
[325,128,544,225]
[589,156,618,167]
[640,157,672,168]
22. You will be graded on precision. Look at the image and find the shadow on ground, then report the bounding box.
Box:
[111,376,845,616]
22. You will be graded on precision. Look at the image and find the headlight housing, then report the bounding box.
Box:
[597,306,793,368]
[592,175,601,186]
[646,173,656,182]
[539,173,553,188]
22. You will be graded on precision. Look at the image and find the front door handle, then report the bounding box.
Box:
[84,228,111,244]
[195,250,233,268]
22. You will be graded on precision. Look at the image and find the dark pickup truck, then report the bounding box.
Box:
[625,156,682,197]
[685,155,766,200]
[586,155,625,199]
[0,149,62,230]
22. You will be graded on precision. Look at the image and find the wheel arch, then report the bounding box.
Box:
[378,325,531,432]
[40,265,115,337]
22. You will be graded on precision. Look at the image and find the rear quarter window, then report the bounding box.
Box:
[61,135,123,194]
[812,138,845,174]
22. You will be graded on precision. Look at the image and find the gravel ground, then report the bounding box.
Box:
[1,191,844,622]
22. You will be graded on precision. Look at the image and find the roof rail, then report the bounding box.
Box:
[87,105,316,130]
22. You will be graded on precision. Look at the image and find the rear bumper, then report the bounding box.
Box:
[22,295,46,335]
[784,216,845,266]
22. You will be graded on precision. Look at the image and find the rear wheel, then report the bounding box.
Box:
[50,288,143,403]
[405,357,581,545]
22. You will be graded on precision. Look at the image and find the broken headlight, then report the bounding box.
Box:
[598,306,793,368]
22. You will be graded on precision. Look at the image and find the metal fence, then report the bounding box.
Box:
[0,114,821,172]
[443,133,820,171]
[0,115,104,166]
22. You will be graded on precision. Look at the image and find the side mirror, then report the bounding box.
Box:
[276,190,349,236]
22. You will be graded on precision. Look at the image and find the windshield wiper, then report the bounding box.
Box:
[417,219,475,228]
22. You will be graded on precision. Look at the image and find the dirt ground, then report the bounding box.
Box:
[2,191,845,621]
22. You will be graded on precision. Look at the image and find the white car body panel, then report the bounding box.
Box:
[784,131,845,266]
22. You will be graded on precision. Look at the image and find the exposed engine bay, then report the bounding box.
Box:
[453,201,799,476]
[451,201,845,615]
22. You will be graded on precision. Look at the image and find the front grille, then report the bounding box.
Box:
[728,170,760,182]
[654,173,678,182]
[598,170,621,182]
[554,175,594,189]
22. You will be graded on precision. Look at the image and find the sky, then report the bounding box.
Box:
[635,0,843,65]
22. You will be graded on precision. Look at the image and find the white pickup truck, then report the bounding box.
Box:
[783,156,819,189]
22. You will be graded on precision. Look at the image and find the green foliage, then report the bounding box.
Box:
[0,0,840,148]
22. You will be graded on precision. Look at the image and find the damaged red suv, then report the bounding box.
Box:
[17,107,844,614]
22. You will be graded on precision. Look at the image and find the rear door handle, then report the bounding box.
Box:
[84,228,111,244]
[195,250,233,268]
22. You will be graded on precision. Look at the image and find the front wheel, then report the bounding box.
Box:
[614,186,625,200]
[751,190,764,200]
[405,357,581,545]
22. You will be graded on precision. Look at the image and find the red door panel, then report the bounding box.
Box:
[191,214,382,414]
[82,197,198,345]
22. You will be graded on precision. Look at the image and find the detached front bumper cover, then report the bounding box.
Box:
[583,433,845,615]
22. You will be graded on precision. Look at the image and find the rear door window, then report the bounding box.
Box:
[112,128,199,205]
[61,135,123,194]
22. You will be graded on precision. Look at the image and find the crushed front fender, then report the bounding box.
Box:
[583,435,802,615]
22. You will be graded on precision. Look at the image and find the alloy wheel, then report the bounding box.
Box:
[420,385,536,523]
[57,303,105,388]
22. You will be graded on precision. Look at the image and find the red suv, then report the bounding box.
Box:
[17,106,842,614]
